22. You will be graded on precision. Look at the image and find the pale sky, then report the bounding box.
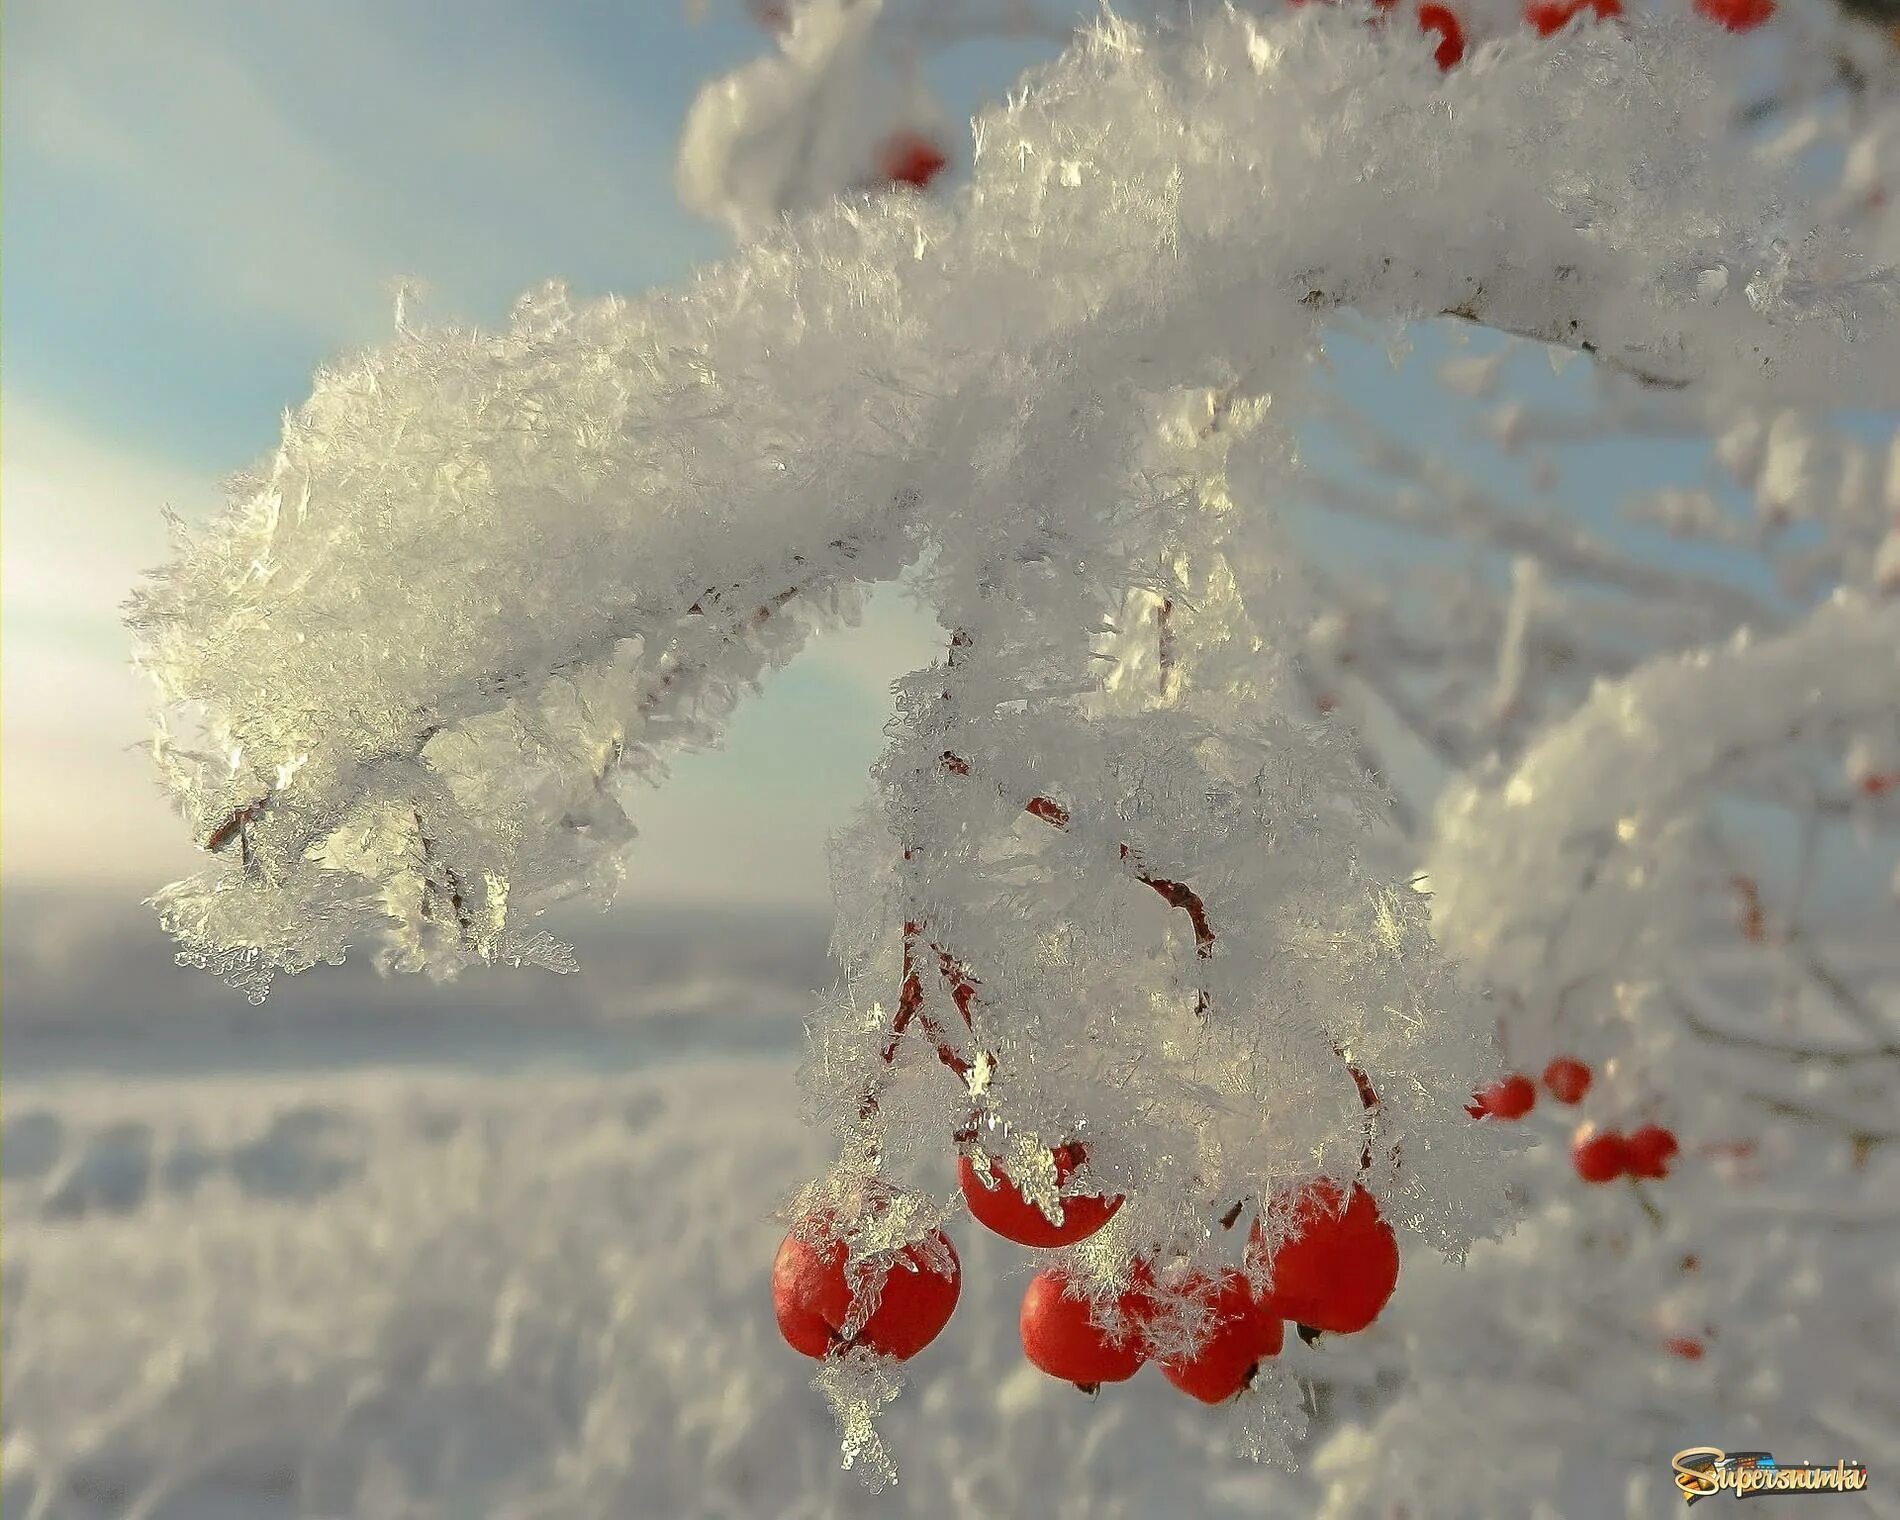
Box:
[5,2,1856,918]
[1,1,1052,906]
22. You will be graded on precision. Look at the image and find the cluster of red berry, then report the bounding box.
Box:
[773,1150,1402,1406]
[1466,1056,1681,1184]
[1572,1121,1682,1182]
[859,0,1777,203]
[1291,0,1772,77]
[1469,1056,1705,1358]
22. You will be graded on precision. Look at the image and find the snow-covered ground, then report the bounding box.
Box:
[2,1059,1329,1520]
[16,893,1887,1517]
[3,895,1327,1519]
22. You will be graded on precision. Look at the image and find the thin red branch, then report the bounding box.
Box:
[938,749,1216,960]
[872,658,988,1095]
[1336,1044,1380,1172]
[1024,794,1070,827]
[204,799,267,855]
[875,619,1381,1198]
[864,924,974,1120]
[1121,852,1215,953]
[936,949,979,1028]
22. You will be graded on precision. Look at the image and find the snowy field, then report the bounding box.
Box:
[2,1062,1334,1520]
[10,895,1889,1518]
[2,897,1325,1520]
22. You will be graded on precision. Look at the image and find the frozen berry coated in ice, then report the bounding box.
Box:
[772,1221,961,1361]
[1625,1124,1680,1180]
[1542,1056,1592,1106]
[1468,1073,1536,1119]
[1416,3,1466,69]
[1157,1273,1285,1404]
[1249,1181,1401,1335]
[1524,0,1621,33]
[774,1230,848,1358]
[959,1144,1123,1248]
[1692,0,1773,28]
[861,1233,961,1359]
[1571,1127,1630,1184]
[1019,1269,1148,1387]
[875,131,949,191]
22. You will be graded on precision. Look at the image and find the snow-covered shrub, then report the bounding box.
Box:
[128,3,1900,1498]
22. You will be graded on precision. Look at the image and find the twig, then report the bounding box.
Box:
[413,809,474,949]
[1298,274,1693,391]
[199,526,901,857]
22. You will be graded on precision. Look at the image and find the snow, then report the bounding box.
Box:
[85,2,1900,1508]
[4,1053,1332,1520]
[129,9,1900,1003]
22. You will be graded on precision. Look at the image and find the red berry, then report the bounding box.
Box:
[862,1238,961,1358]
[1625,1124,1680,1180]
[1861,772,1898,796]
[1019,1268,1148,1387]
[774,1231,848,1358]
[1542,1056,1592,1106]
[959,1145,1123,1249]
[772,1221,960,1361]
[1469,1073,1537,1120]
[1249,1181,1400,1335]
[1157,1273,1285,1404]
[1417,3,1466,68]
[1571,1127,1629,1184]
[1665,1336,1706,1360]
[1524,0,1621,33]
[1692,0,1773,28]
[874,131,948,191]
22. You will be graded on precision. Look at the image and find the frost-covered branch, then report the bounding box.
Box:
[132,5,1900,1495]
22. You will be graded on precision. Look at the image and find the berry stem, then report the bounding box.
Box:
[868,630,993,1114]
[876,606,1379,1177]
[1336,1046,1380,1172]
[935,754,1219,1013]
[1628,1178,1666,1231]
[919,622,1378,1161]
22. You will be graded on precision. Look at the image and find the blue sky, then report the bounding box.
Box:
[1,1,1058,901]
[3,2,1056,469]
[5,2,1877,909]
